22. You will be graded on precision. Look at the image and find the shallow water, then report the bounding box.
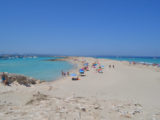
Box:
[0,57,73,81]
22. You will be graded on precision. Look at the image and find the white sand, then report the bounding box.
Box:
[0,57,160,120]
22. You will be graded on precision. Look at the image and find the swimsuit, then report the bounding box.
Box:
[2,76,5,82]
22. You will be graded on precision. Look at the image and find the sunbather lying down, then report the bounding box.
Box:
[97,69,103,73]
[72,77,80,80]
[80,73,86,76]
[98,70,103,73]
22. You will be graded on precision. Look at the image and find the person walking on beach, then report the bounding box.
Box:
[113,65,115,68]
[61,70,64,76]
[67,72,70,76]
[64,72,66,77]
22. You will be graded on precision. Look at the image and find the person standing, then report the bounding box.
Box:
[1,72,9,85]
[61,70,64,76]
[2,72,6,83]
[67,72,70,76]
[0,75,2,83]
[113,65,115,68]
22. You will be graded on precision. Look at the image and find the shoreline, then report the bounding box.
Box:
[1,56,159,85]
[1,56,160,85]
[0,57,160,119]
[49,58,79,83]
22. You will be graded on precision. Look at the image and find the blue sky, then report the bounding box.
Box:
[0,0,160,56]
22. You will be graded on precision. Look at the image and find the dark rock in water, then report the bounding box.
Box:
[45,59,67,61]
[45,57,70,62]
[0,73,40,86]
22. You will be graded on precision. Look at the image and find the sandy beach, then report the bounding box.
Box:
[0,57,160,120]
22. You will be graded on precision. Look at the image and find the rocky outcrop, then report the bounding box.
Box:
[0,73,42,86]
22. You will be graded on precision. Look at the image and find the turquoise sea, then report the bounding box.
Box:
[96,56,160,65]
[0,57,73,81]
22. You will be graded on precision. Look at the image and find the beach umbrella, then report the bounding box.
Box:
[70,73,77,77]
[101,65,104,68]
[79,69,84,73]
[94,64,97,66]
[84,63,88,66]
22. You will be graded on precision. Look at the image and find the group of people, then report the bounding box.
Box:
[61,71,70,77]
[0,72,9,85]
[71,62,89,80]
[79,63,89,76]
[92,62,104,73]
[109,65,115,68]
